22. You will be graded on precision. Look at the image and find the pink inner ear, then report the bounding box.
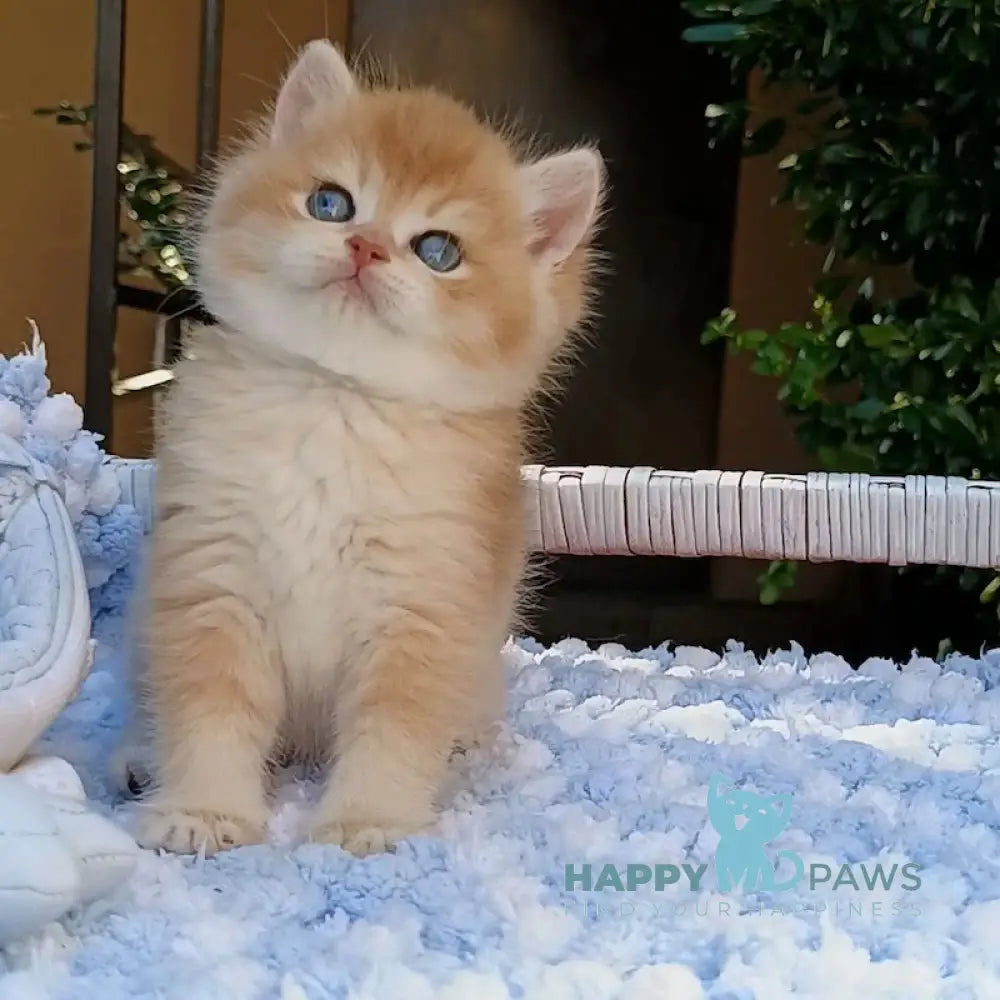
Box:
[271,40,355,146]
[273,76,315,139]
[520,150,602,264]
[528,198,585,257]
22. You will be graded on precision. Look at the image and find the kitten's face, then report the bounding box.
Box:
[197,41,603,410]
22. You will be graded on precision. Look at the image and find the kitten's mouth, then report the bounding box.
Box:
[346,273,371,299]
[323,271,374,307]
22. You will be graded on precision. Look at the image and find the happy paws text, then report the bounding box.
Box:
[564,861,922,893]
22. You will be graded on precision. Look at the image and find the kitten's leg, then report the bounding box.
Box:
[138,593,283,855]
[310,624,476,856]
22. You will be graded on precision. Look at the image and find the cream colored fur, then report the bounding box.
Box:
[119,40,603,856]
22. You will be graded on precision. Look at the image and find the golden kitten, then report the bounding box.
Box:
[121,40,603,856]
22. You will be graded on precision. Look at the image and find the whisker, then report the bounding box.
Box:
[264,8,296,55]
[241,72,276,92]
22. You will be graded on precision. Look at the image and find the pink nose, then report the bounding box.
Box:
[347,234,390,270]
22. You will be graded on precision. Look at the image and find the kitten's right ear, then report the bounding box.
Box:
[519,147,604,266]
[271,39,356,146]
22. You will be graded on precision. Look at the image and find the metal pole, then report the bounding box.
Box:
[195,0,224,173]
[84,0,125,439]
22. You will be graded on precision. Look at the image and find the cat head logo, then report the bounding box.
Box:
[707,773,804,893]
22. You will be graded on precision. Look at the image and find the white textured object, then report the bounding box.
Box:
[11,754,86,801]
[0,435,139,946]
[17,770,139,905]
[0,435,93,771]
[114,458,1000,567]
[0,777,80,945]
[0,765,139,945]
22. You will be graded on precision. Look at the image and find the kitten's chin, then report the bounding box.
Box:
[297,273,386,328]
[202,278,537,411]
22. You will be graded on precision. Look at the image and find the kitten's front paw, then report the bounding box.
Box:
[138,807,263,855]
[310,815,429,856]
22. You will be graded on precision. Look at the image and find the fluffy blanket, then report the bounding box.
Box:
[3,338,1000,999]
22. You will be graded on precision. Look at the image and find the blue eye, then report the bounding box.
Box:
[411,230,462,272]
[306,184,355,222]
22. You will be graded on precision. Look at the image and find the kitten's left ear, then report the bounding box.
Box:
[272,39,356,146]
[519,147,604,265]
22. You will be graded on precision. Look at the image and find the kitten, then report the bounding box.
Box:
[121,39,603,856]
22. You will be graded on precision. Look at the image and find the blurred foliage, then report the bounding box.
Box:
[683,0,1000,622]
[35,102,193,292]
[758,558,799,606]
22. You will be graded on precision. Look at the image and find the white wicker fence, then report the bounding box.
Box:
[523,466,1000,566]
[112,460,1000,568]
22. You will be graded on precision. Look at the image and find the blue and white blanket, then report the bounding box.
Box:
[3,337,1000,999]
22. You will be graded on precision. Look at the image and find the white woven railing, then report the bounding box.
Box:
[111,460,1000,568]
[522,466,1000,567]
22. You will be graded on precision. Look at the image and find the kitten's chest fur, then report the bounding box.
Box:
[258,395,391,641]
[244,389,452,671]
[160,341,517,688]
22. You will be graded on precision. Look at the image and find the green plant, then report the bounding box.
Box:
[682,0,1000,622]
[35,103,193,292]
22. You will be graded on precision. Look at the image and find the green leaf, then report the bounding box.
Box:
[981,575,1000,605]
[858,323,903,348]
[957,27,985,61]
[816,445,845,470]
[952,293,980,322]
[681,22,747,43]
[818,144,865,164]
[853,397,886,421]
[757,560,799,605]
[951,405,979,440]
[905,192,930,236]
[738,328,770,349]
